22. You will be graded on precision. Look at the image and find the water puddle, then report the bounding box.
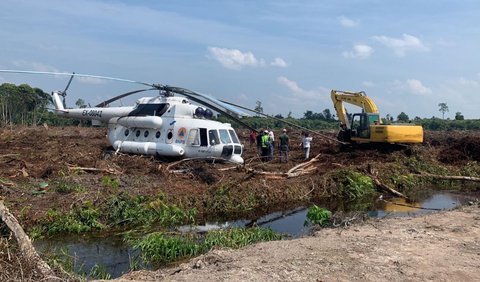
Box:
[35,190,477,278]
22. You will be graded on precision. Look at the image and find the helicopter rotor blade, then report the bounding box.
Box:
[95,88,156,107]
[0,69,155,88]
[184,94,257,132]
[63,72,75,93]
[219,100,346,144]
[162,86,249,117]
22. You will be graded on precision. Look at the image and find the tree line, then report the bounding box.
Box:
[1,83,479,131]
[0,83,83,126]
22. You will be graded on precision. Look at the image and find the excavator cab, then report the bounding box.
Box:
[350,113,380,139]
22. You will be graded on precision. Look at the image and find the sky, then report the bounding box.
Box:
[1,0,480,119]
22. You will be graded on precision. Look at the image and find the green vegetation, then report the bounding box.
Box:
[133,233,202,264]
[133,227,282,265]
[33,194,197,237]
[45,248,111,280]
[332,169,376,200]
[304,205,332,227]
[203,227,281,249]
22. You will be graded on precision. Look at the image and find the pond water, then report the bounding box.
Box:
[34,190,478,279]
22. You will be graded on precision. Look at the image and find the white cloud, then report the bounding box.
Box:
[342,44,373,59]
[270,57,288,68]
[406,79,432,95]
[372,34,429,57]
[12,60,59,73]
[208,47,288,70]
[207,47,265,70]
[457,77,479,86]
[337,16,358,28]
[277,76,328,100]
[362,81,375,87]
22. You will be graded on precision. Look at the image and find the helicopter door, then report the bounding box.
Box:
[187,129,200,146]
[199,128,208,146]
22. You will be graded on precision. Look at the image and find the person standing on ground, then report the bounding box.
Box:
[268,129,275,161]
[249,130,257,148]
[278,128,289,163]
[256,129,263,157]
[301,132,313,160]
[261,130,271,161]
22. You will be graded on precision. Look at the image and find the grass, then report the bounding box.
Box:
[32,194,197,237]
[132,227,282,265]
[304,205,332,227]
[332,169,376,200]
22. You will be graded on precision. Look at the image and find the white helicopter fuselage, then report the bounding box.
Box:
[52,92,244,164]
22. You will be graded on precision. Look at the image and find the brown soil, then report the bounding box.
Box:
[110,204,480,282]
[0,126,409,226]
[1,126,480,281]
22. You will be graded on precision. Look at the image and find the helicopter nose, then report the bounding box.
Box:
[229,155,244,164]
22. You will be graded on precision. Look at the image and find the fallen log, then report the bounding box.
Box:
[371,176,408,199]
[67,166,121,175]
[367,165,408,199]
[413,173,480,182]
[0,200,56,279]
[286,154,321,175]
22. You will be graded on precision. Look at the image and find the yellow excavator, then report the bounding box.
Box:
[331,90,423,144]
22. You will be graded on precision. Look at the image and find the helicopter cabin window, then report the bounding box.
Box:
[155,131,161,138]
[136,130,141,137]
[166,129,173,144]
[228,129,240,144]
[124,129,129,136]
[199,128,208,146]
[129,103,169,117]
[208,130,220,146]
[144,130,149,138]
[187,129,200,146]
[219,129,232,144]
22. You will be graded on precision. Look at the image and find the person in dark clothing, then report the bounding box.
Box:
[278,128,289,163]
[256,129,263,157]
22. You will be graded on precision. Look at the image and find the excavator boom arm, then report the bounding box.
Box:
[331,90,379,129]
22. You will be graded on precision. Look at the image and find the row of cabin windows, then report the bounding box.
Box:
[125,129,162,139]
[124,128,240,146]
[187,128,240,146]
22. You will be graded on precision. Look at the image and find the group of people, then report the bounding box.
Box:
[249,129,313,162]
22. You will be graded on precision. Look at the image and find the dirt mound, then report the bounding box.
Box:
[438,136,480,164]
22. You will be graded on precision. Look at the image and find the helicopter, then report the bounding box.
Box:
[0,70,256,164]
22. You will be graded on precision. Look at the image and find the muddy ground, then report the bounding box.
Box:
[1,126,479,225]
[1,126,480,281]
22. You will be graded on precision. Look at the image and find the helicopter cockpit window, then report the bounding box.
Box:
[219,129,232,144]
[129,103,169,117]
[136,130,141,137]
[187,129,200,146]
[228,129,240,144]
[144,130,149,138]
[208,130,220,146]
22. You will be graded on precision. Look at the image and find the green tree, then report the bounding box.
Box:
[455,112,464,120]
[303,110,314,120]
[322,108,332,120]
[75,98,87,108]
[254,101,263,114]
[397,112,409,122]
[438,103,449,119]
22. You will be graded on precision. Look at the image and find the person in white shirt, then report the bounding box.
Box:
[301,132,313,160]
[268,129,275,160]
